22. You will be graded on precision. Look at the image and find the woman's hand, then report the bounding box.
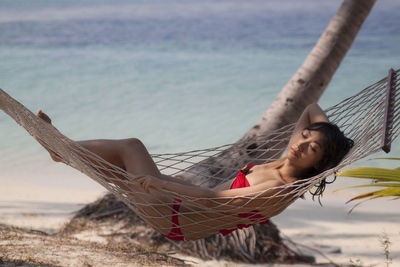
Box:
[136,175,166,193]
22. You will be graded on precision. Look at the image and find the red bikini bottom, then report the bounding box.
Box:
[162,198,184,241]
[162,165,269,241]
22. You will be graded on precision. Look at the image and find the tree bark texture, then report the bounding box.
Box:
[183,0,377,188]
[70,0,377,263]
[245,0,377,139]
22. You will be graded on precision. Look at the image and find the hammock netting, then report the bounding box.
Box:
[1,68,400,241]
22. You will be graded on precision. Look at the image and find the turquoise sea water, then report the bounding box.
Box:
[1,0,400,190]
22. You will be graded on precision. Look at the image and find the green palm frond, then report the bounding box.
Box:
[336,159,400,209]
[336,167,400,182]
[344,182,400,189]
[346,187,400,203]
[374,157,400,161]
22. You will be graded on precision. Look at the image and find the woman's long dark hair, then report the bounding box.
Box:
[300,122,354,202]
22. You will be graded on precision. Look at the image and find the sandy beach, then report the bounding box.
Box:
[273,191,400,266]
[1,0,399,266]
[1,174,399,267]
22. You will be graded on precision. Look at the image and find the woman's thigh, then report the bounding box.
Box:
[119,138,162,177]
[77,138,161,178]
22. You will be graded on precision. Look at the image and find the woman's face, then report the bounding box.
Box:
[287,129,325,170]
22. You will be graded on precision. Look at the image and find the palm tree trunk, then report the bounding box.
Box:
[244,0,377,140]
[176,1,377,262]
[184,0,377,188]
[67,0,377,263]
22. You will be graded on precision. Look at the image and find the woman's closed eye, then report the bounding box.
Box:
[302,130,320,153]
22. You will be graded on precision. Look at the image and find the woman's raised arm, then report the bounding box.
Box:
[293,103,329,134]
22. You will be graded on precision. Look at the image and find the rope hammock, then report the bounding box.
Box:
[1,68,400,241]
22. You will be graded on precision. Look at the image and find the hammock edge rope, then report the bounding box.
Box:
[1,68,400,240]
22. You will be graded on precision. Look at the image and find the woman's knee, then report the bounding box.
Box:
[120,138,160,176]
[123,138,145,148]
[121,138,150,155]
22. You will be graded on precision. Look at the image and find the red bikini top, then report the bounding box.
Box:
[219,165,269,236]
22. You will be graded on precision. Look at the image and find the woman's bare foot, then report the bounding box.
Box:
[36,110,62,162]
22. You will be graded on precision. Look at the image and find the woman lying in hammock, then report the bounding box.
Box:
[37,103,353,241]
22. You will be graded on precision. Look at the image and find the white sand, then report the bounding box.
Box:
[0,176,105,233]
[272,184,400,266]
[1,175,399,266]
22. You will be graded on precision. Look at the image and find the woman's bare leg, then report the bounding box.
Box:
[37,110,161,174]
[76,138,162,177]
[36,110,199,236]
[75,138,194,185]
[36,110,191,185]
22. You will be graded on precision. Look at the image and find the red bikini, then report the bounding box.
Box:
[163,165,269,241]
[218,165,269,236]
[162,198,184,240]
